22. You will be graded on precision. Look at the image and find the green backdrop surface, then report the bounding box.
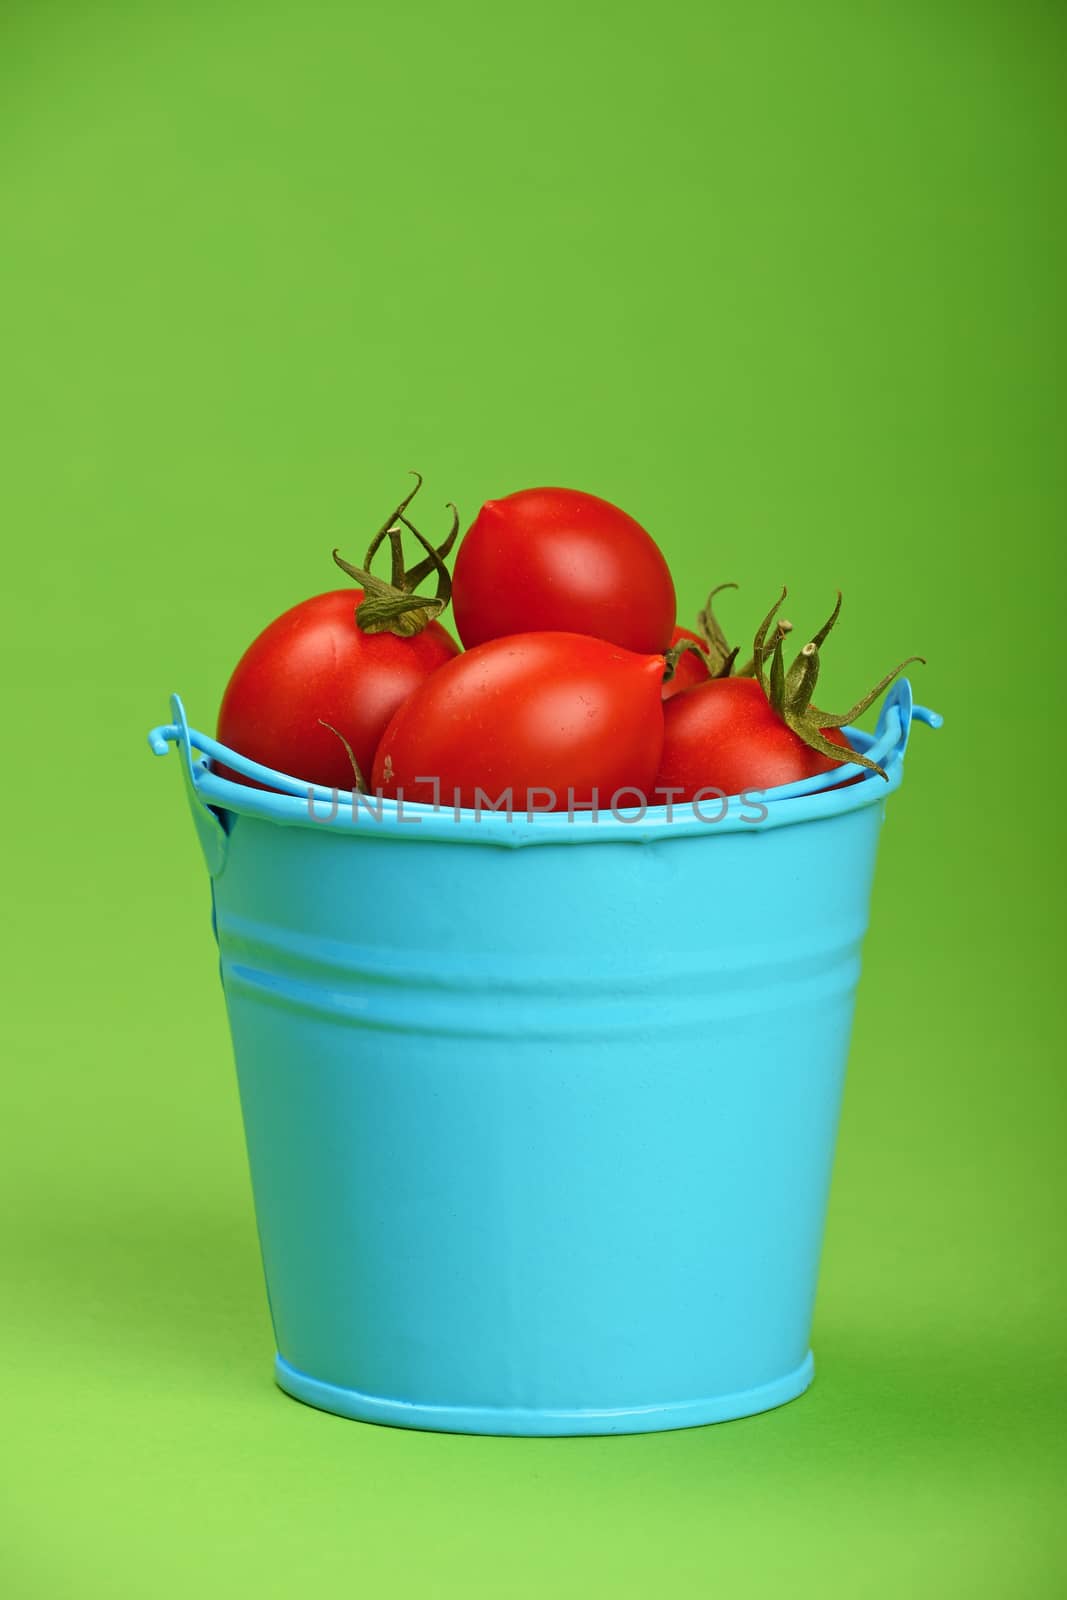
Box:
[2,2,1064,1595]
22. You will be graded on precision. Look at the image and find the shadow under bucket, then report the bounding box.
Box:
[149,681,939,1436]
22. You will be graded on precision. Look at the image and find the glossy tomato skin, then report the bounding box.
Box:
[452,487,676,655]
[372,631,666,811]
[662,625,711,700]
[656,676,854,800]
[216,589,459,790]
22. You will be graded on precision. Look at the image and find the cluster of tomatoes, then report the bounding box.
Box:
[217,478,915,811]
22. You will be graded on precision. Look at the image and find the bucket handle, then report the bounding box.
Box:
[149,680,943,854]
[148,694,360,874]
[759,679,942,806]
[148,697,349,803]
[148,694,232,877]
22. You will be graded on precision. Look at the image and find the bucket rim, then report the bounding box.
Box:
[148,680,940,848]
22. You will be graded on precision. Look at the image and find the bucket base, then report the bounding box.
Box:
[273,1350,816,1436]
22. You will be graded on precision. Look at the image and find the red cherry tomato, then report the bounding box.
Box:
[216,589,459,790]
[451,487,676,654]
[656,676,854,800]
[662,625,711,700]
[372,632,666,811]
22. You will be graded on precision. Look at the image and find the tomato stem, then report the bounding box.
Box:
[696,583,740,675]
[751,590,923,780]
[333,471,459,637]
[662,636,726,685]
[318,719,367,793]
[694,582,792,678]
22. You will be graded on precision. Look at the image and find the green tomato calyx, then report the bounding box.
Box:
[752,587,924,781]
[333,471,459,637]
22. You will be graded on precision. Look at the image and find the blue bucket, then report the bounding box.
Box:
[149,682,938,1436]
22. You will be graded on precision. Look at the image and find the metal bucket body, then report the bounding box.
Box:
[150,683,935,1435]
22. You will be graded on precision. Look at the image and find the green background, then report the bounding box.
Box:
[3,2,1064,1594]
